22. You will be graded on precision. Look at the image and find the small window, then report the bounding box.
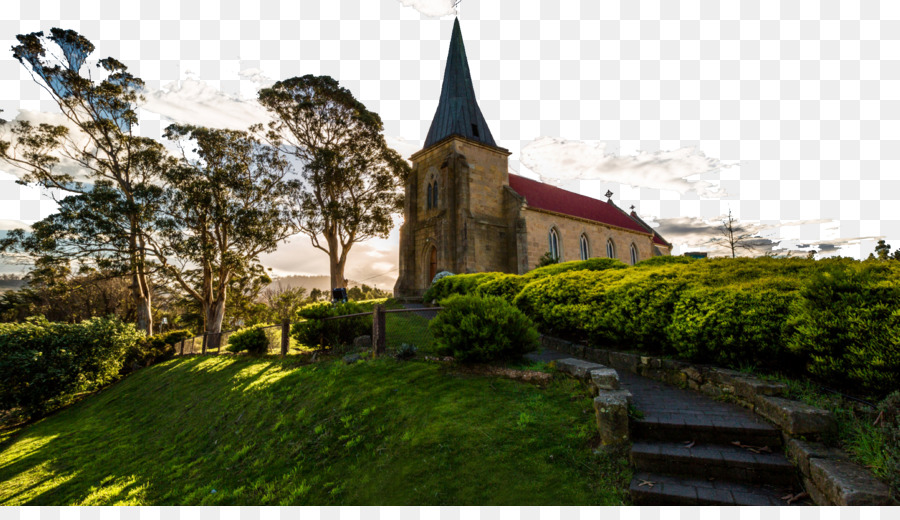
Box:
[606,239,616,259]
[580,234,590,261]
[471,124,479,137]
[630,243,638,265]
[427,183,432,209]
[432,181,438,208]
[549,228,560,261]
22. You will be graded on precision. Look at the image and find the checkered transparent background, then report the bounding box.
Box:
[2,0,899,258]
[0,0,898,513]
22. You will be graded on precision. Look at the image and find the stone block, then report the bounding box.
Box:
[583,347,609,365]
[608,351,640,373]
[353,335,372,348]
[809,456,894,505]
[660,358,690,372]
[802,475,829,506]
[571,344,586,358]
[590,368,620,390]
[755,396,836,436]
[593,390,632,446]
[542,335,571,352]
[638,367,667,383]
[699,382,723,397]
[785,438,847,478]
[732,377,787,399]
[556,358,606,380]
[682,366,705,383]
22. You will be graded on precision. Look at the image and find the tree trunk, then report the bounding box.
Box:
[327,233,347,290]
[205,296,227,352]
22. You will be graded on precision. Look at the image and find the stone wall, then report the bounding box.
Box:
[519,207,656,271]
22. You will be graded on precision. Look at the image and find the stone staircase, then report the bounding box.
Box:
[629,410,803,505]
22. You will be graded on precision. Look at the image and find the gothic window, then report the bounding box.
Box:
[432,181,438,208]
[630,243,638,265]
[580,234,590,261]
[426,183,432,210]
[549,227,560,261]
[606,238,616,259]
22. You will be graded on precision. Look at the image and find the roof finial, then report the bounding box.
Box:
[605,190,614,200]
[630,205,635,211]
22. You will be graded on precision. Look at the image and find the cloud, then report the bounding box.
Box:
[519,137,732,198]
[396,0,458,17]
[0,110,97,184]
[140,77,270,132]
[652,216,868,257]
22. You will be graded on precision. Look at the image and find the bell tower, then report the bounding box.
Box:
[394,18,515,299]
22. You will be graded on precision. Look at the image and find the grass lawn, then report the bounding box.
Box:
[0,356,630,505]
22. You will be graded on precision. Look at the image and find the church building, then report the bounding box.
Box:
[394,19,672,298]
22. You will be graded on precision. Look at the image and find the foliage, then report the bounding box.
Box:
[0,316,143,418]
[263,286,308,324]
[634,255,696,268]
[123,328,192,372]
[291,302,371,349]
[226,324,272,355]
[422,272,503,302]
[257,75,410,291]
[513,270,612,335]
[0,28,168,334]
[476,273,529,302]
[535,251,558,268]
[150,124,298,351]
[395,343,418,360]
[429,294,539,363]
[347,284,391,301]
[786,263,900,395]
[0,356,629,505]
[666,287,796,369]
[525,257,626,279]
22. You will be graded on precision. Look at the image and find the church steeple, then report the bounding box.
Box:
[423,18,498,149]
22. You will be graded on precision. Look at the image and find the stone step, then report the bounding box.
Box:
[631,413,783,447]
[630,472,806,506]
[631,441,797,487]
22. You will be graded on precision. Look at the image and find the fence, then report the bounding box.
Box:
[173,305,442,357]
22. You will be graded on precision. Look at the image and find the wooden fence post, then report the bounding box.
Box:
[201,333,207,355]
[281,321,290,356]
[372,304,386,356]
[180,339,185,356]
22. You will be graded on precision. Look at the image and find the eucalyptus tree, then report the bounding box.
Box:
[150,124,298,352]
[0,29,167,333]
[257,75,409,291]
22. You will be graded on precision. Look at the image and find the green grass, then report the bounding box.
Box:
[0,356,630,505]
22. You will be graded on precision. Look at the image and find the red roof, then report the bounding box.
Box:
[507,174,650,235]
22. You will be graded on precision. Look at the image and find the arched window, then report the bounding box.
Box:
[426,183,432,210]
[606,238,616,259]
[549,228,560,261]
[580,234,590,261]
[630,243,638,265]
[432,181,438,208]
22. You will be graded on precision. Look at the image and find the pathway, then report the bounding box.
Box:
[527,347,808,506]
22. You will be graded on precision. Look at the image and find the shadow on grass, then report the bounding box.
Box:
[0,355,631,506]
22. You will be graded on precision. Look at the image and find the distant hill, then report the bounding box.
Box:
[0,279,26,294]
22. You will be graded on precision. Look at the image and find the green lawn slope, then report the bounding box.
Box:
[0,356,629,505]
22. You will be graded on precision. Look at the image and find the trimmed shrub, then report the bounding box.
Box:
[123,328,192,372]
[429,294,539,363]
[0,316,143,418]
[422,272,504,302]
[635,255,696,268]
[476,273,528,302]
[787,265,900,396]
[513,270,614,335]
[291,302,371,349]
[226,324,272,355]
[524,257,627,279]
[666,287,796,370]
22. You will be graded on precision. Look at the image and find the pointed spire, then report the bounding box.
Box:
[423,18,498,149]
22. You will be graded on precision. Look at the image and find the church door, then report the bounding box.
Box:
[429,246,437,282]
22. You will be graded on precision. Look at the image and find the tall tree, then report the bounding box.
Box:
[719,209,757,258]
[257,75,409,291]
[148,125,298,351]
[0,29,166,334]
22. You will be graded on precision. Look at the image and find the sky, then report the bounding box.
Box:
[1,0,899,287]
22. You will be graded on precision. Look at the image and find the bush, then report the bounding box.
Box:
[0,316,143,418]
[476,273,528,302]
[787,264,900,396]
[429,294,539,363]
[666,287,796,370]
[226,324,272,355]
[635,255,696,268]
[291,302,371,350]
[422,272,504,302]
[525,257,627,279]
[513,270,615,335]
[123,328,192,372]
